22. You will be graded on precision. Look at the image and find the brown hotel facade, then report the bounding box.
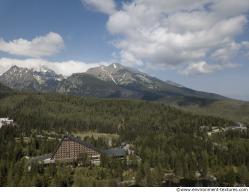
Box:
[50,136,102,165]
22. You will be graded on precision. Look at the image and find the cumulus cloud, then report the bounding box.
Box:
[0,58,107,76]
[181,62,238,75]
[211,42,241,63]
[84,0,249,75]
[182,62,220,75]
[0,32,64,58]
[81,0,116,15]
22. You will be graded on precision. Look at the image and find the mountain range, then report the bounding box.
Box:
[0,65,63,92]
[1,64,249,123]
[0,64,226,105]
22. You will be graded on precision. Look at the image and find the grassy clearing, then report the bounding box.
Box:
[72,131,119,140]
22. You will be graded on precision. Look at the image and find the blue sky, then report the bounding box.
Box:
[0,0,249,100]
[0,0,115,61]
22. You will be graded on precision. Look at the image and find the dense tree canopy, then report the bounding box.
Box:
[0,92,248,186]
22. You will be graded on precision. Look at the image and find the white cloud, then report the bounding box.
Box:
[181,61,238,75]
[95,0,249,74]
[182,61,219,75]
[211,0,249,17]
[0,58,108,76]
[0,32,64,58]
[81,0,116,15]
[211,42,241,63]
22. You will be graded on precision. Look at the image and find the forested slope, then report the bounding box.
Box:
[180,99,249,123]
[0,93,249,186]
[0,93,230,134]
[0,83,12,98]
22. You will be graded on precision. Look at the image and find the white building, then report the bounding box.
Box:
[0,117,14,128]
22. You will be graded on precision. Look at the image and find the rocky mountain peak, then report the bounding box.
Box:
[86,63,159,88]
[34,65,54,74]
[33,66,64,82]
[0,65,63,91]
[109,63,124,70]
[3,65,33,79]
[9,65,19,70]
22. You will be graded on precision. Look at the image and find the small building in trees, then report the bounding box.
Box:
[104,147,127,159]
[30,135,133,166]
[30,153,55,165]
[50,135,102,165]
[0,117,14,128]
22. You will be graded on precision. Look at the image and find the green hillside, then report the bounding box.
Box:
[0,83,12,98]
[1,92,249,186]
[180,99,249,123]
[0,93,230,134]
